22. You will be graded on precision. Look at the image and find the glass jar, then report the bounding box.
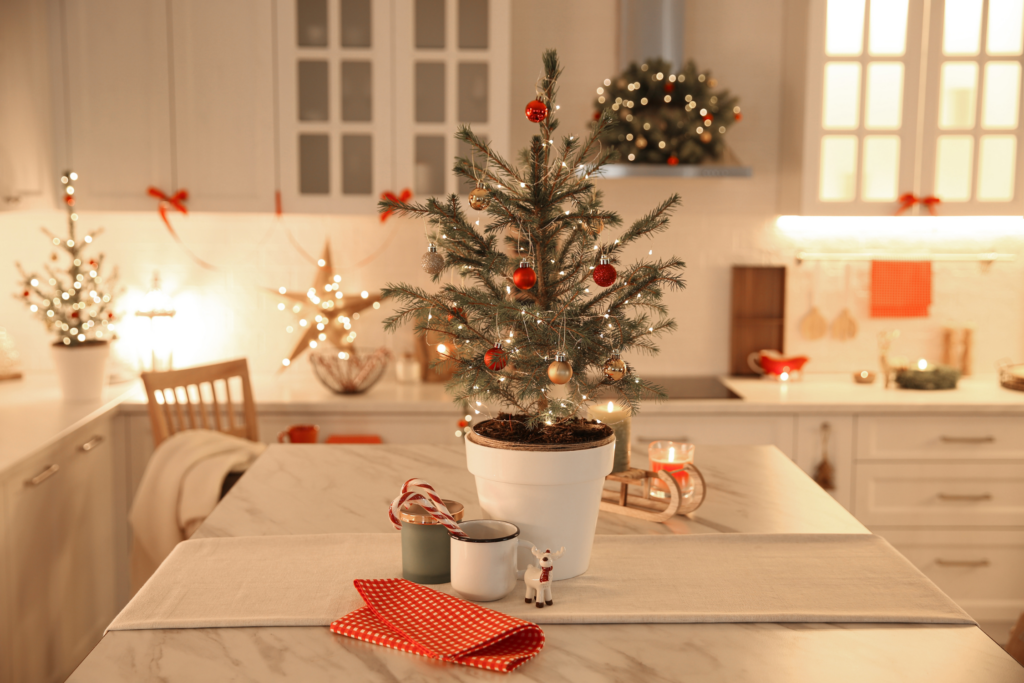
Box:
[400,499,465,584]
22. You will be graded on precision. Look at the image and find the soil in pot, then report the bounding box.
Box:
[472,413,613,446]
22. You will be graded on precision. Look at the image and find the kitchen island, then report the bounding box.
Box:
[69,442,1024,682]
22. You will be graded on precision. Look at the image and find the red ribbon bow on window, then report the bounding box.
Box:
[895,193,941,216]
[146,186,217,270]
[380,188,412,223]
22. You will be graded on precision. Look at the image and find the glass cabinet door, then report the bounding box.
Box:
[802,0,925,215]
[392,0,511,201]
[277,0,393,213]
[919,0,1024,213]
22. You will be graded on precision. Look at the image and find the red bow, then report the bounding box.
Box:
[895,193,941,216]
[380,188,412,223]
[147,186,217,270]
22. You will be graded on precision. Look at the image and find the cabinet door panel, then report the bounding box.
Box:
[5,420,117,683]
[793,414,854,510]
[171,0,276,211]
[62,0,173,210]
[857,414,1024,460]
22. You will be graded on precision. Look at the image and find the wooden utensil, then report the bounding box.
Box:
[831,265,858,340]
[813,422,835,490]
[800,265,827,340]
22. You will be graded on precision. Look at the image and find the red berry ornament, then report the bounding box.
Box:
[525,99,548,123]
[664,82,675,93]
[593,257,617,287]
[458,419,469,428]
[447,306,464,321]
[513,260,537,290]
[22,290,29,297]
[71,311,79,319]
[484,343,507,371]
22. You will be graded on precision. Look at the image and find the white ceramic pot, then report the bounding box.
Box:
[465,430,615,580]
[51,341,110,402]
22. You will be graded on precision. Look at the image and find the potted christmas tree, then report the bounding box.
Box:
[14,172,118,401]
[381,52,685,579]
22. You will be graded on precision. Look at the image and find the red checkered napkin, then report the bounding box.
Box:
[330,578,544,673]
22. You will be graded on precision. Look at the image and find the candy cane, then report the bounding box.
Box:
[388,479,468,538]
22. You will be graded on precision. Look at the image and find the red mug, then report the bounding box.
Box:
[278,424,320,443]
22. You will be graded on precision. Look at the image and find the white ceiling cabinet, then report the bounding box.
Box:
[276,0,510,213]
[53,0,276,212]
[780,0,1024,216]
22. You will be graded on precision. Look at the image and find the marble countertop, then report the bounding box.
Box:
[70,443,1024,682]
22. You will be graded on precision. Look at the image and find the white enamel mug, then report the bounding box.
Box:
[450,520,533,602]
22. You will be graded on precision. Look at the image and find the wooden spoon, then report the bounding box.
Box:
[831,265,858,340]
[800,265,827,340]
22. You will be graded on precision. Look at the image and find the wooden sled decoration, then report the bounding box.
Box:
[599,466,706,523]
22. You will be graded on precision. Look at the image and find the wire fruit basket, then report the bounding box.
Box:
[310,347,391,394]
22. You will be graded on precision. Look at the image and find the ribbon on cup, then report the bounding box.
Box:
[388,478,468,538]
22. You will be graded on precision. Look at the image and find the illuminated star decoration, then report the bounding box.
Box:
[273,240,382,368]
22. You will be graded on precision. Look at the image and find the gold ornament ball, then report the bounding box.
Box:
[700,131,713,143]
[422,249,444,275]
[708,78,718,87]
[635,136,648,149]
[603,357,626,381]
[468,187,490,210]
[547,358,573,385]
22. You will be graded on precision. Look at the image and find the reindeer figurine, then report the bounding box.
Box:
[524,546,565,608]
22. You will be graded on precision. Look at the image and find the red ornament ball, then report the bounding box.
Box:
[592,110,601,121]
[667,156,679,166]
[664,82,675,93]
[734,112,743,121]
[484,345,508,371]
[107,312,114,319]
[593,261,617,287]
[22,290,29,297]
[447,306,464,321]
[458,419,469,428]
[525,99,548,123]
[513,263,537,290]
[71,311,79,319]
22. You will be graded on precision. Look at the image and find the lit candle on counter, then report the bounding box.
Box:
[588,400,631,473]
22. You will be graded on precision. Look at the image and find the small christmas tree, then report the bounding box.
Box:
[381,51,685,435]
[14,172,118,346]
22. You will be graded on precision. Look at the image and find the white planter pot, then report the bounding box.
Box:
[51,342,110,402]
[465,430,615,580]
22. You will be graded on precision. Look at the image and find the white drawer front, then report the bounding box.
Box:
[857,415,1024,461]
[879,529,1024,622]
[855,462,1024,526]
[632,415,795,459]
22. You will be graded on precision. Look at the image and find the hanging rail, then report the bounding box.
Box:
[796,252,1016,264]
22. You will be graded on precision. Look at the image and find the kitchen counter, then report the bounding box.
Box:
[69,443,1024,682]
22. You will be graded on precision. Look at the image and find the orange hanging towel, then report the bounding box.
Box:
[870,260,932,318]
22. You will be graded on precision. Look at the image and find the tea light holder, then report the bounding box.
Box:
[587,400,631,472]
[647,441,696,500]
[854,369,876,384]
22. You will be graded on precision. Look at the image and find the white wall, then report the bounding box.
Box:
[1,0,1022,380]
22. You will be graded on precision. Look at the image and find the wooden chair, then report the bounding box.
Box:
[141,359,258,448]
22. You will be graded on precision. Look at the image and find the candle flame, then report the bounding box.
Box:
[606,401,614,412]
[917,358,928,370]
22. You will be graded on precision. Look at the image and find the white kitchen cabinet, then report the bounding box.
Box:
[779,0,1024,215]
[53,0,276,212]
[170,0,277,212]
[2,417,119,683]
[276,0,511,213]
[793,414,854,510]
[0,0,56,211]
[631,414,795,459]
[57,0,174,211]
[882,528,1024,631]
[857,414,1024,460]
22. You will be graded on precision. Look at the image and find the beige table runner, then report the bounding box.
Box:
[108,533,973,631]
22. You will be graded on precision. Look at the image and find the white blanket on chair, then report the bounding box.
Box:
[129,429,265,593]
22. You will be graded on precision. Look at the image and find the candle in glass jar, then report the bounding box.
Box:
[588,400,631,472]
[648,441,695,498]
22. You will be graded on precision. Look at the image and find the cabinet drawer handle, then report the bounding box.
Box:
[635,436,691,444]
[940,435,995,444]
[79,435,104,452]
[935,558,990,568]
[937,492,992,502]
[24,464,60,487]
